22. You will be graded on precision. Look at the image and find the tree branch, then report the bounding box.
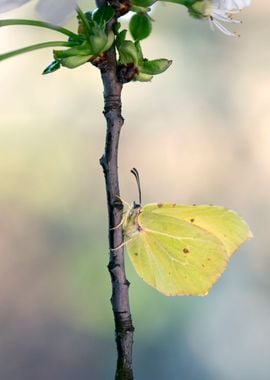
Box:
[97,15,135,380]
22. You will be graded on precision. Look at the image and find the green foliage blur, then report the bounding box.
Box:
[0,1,269,379]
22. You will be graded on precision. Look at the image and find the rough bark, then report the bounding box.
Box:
[98,32,135,380]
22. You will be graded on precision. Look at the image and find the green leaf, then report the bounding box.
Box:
[135,72,153,81]
[76,6,93,41]
[131,0,157,7]
[0,19,78,38]
[135,41,144,61]
[53,41,93,59]
[113,21,121,34]
[42,60,61,75]
[60,54,93,69]
[115,30,127,48]
[139,58,172,75]
[129,13,152,41]
[0,41,73,62]
[92,6,115,27]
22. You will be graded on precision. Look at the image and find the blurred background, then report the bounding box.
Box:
[0,1,269,379]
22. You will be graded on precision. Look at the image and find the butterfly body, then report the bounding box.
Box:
[123,203,142,238]
[123,203,251,296]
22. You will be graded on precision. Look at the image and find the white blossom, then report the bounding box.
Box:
[0,0,78,25]
[0,0,29,13]
[191,0,251,36]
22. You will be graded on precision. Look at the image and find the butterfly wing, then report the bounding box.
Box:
[147,203,252,257]
[126,208,229,296]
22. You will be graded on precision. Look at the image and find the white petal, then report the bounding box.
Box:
[212,18,237,36]
[212,8,238,15]
[232,0,251,8]
[36,0,77,25]
[215,0,251,10]
[0,0,30,13]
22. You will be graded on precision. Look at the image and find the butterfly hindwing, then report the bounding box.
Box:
[126,207,229,295]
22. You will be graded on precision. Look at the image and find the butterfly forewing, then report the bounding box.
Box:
[148,203,252,257]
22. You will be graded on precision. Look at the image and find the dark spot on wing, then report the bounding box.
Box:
[190,218,195,223]
[202,263,205,268]
[157,203,163,208]
[192,204,197,206]
[172,203,176,207]
[183,248,189,254]
[207,258,211,261]
[134,252,138,256]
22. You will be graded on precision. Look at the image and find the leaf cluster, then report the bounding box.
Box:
[115,14,171,82]
[0,2,178,82]
[44,4,172,82]
[44,6,115,73]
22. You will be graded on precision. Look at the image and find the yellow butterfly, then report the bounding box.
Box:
[120,168,252,296]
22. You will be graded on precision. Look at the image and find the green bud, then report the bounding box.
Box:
[129,14,152,41]
[99,30,114,53]
[118,40,139,65]
[89,28,108,55]
[139,58,172,75]
[188,0,210,18]
[42,60,61,75]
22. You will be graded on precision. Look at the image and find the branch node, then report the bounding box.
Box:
[115,318,135,333]
[117,63,139,84]
[110,0,131,17]
[99,154,108,171]
[113,197,124,210]
[108,262,121,272]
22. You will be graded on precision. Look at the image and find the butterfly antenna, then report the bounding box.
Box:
[131,168,142,205]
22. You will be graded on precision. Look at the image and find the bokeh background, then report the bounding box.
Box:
[0,1,269,379]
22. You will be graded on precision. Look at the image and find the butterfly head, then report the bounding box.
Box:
[123,201,142,238]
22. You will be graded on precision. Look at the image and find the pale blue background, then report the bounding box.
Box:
[0,1,268,379]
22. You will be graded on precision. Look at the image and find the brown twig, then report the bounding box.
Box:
[96,2,135,378]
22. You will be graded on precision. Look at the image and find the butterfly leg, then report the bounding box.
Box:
[110,212,127,230]
[111,240,127,251]
[110,195,131,231]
